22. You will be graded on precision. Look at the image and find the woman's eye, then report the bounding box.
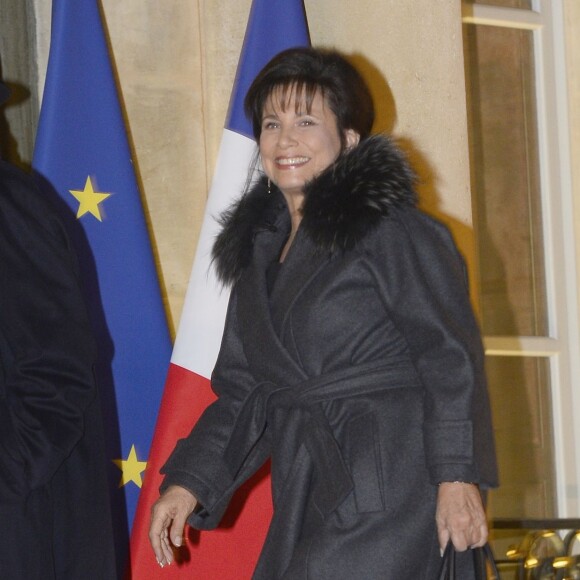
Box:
[300,119,315,126]
[263,121,279,130]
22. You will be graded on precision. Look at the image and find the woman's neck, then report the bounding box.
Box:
[280,191,304,262]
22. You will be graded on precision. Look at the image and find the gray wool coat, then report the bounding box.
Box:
[161,135,498,579]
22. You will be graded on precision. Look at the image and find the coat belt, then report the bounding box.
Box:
[223,356,421,517]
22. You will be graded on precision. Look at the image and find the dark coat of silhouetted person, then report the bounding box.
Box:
[0,79,116,576]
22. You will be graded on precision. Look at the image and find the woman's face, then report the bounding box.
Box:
[259,88,358,201]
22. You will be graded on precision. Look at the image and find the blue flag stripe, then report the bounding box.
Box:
[226,0,310,137]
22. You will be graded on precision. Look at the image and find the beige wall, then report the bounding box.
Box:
[33,0,474,334]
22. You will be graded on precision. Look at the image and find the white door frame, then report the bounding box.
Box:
[462,0,580,516]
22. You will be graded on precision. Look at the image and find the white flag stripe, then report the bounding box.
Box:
[171,129,257,377]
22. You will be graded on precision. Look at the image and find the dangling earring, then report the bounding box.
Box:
[268,178,271,194]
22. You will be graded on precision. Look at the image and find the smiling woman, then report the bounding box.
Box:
[149,47,498,580]
[258,88,359,261]
[259,90,348,203]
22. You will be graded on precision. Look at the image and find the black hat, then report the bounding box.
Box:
[0,80,9,104]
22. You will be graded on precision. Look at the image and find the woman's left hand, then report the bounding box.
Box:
[435,482,488,552]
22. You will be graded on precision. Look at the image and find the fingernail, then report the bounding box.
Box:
[174,536,182,547]
[440,548,444,557]
[157,558,164,568]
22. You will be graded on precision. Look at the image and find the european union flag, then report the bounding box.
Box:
[32,0,172,574]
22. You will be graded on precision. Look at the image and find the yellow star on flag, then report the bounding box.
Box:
[113,444,147,488]
[69,176,111,221]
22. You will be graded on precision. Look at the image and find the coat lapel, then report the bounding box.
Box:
[236,217,308,387]
[268,228,330,335]
[236,215,330,387]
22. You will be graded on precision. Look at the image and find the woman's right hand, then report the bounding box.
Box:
[149,485,198,567]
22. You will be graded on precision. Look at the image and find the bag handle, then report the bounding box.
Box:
[438,541,501,580]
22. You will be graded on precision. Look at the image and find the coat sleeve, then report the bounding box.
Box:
[367,209,497,487]
[160,289,271,530]
[0,165,99,496]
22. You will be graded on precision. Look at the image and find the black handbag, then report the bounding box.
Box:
[437,541,501,580]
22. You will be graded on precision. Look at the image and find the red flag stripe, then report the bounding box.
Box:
[129,364,272,578]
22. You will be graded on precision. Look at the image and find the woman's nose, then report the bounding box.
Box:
[278,125,298,147]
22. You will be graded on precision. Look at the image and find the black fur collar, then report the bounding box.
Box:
[212,134,417,286]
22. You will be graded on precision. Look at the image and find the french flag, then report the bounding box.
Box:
[128,1,309,577]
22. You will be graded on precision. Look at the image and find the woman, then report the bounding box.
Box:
[149,47,498,579]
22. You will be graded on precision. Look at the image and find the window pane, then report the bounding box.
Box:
[463,0,533,8]
[464,24,548,336]
[486,356,556,519]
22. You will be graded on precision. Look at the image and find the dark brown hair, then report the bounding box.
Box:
[244,47,375,147]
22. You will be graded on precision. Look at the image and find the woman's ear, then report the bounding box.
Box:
[344,129,360,151]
